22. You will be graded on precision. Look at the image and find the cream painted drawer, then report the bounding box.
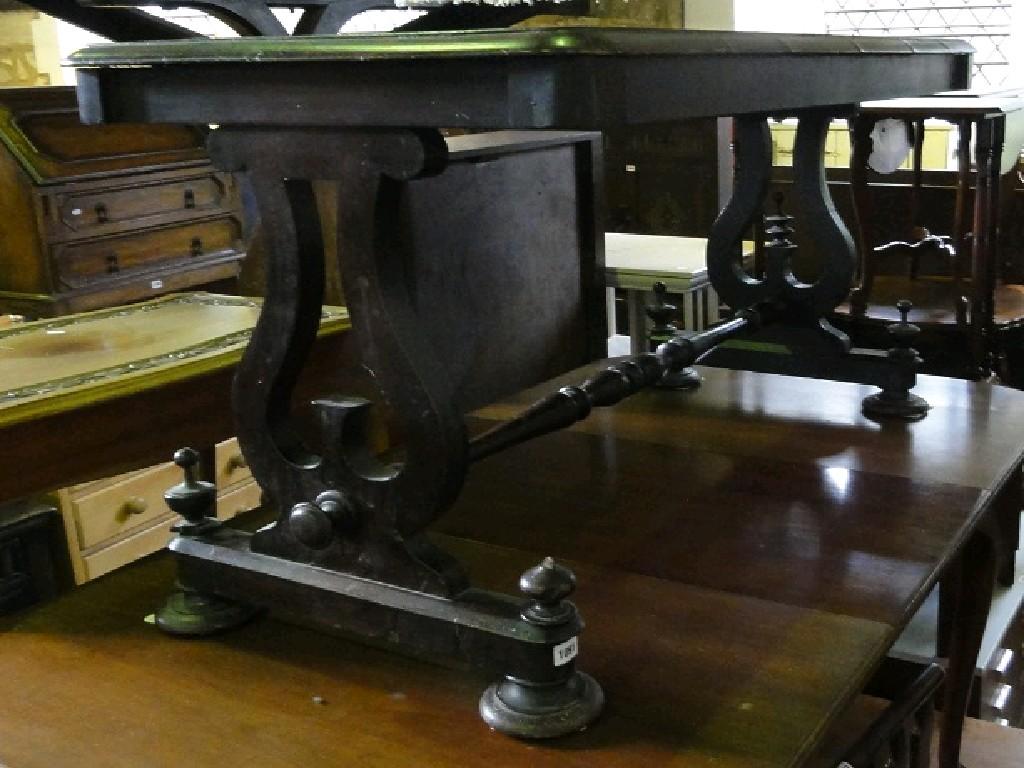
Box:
[217,479,262,521]
[215,437,251,490]
[71,461,180,550]
[81,516,177,582]
[67,466,150,498]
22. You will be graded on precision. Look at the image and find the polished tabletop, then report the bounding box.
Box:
[3,365,1021,768]
[0,294,351,500]
[0,293,347,428]
[451,366,1023,631]
[71,28,972,128]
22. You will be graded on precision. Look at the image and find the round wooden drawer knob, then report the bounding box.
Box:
[118,497,148,520]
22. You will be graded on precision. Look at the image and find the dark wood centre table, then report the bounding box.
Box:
[62,25,995,768]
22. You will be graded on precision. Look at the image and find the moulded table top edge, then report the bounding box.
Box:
[71,28,972,128]
[67,27,974,66]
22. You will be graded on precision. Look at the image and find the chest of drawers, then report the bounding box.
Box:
[0,86,245,318]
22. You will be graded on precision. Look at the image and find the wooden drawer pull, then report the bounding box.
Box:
[184,188,196,209]
[94,203,109,223]
[227,454,248,472]
[117,497,148,521]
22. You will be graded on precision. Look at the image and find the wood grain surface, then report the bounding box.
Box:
[0,541,889,768]
[2,364,1021,767]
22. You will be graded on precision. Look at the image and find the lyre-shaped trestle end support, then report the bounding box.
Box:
[479,557,604,739]
[862,300,930,421]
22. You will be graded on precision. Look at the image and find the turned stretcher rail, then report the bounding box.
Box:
[468,306,768,464]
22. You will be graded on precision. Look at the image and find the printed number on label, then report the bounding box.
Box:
[553,636,578,667]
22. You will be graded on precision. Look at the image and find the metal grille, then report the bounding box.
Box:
[824,1,1014,88]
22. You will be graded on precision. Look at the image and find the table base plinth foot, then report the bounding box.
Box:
[480,671,604,739]
[861,391,930,421]
[656,367,701,390]
[167,530,600,737]
[155,585,260,637]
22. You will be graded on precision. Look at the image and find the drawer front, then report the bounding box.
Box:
[58,176,228,232]
[72,461,181,550]
[217,480,262,521]
[67,466,151,497]
[214,437,252,490]
[54,217,242,288]
[81,517,177,582]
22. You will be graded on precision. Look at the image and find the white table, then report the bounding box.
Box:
[605,233,754,354]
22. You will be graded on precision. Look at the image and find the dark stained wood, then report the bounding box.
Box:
[62,29,1001,765]
[0,541,890,768]
[843,94,1024,380]
[71,31,972,130]
[938,532,998,768]
[445,365,1020,629]
[469,365,1024,490]
[403,131,606,412]
[446,426,980,625]
[812,701,1024,768]
[0,365,1020,767]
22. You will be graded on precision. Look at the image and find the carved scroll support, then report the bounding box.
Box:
[207,126,468,596]
[160,125,604,738]
[703,113,929,417]
[708,112,857,320]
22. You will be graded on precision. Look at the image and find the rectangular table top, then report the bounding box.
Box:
[3,364,1020,768]
[71,28,972,129]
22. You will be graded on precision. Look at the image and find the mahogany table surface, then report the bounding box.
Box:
[3,365,1022,768]
[454,366,1024,627]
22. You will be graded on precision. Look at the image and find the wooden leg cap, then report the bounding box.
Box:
[155,587,259,637]
[479,671,604,739]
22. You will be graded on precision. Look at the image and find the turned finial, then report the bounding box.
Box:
[861,300,930,420]
[165,447,219,534]
[645,281,678,344]
[520,557,576,626]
